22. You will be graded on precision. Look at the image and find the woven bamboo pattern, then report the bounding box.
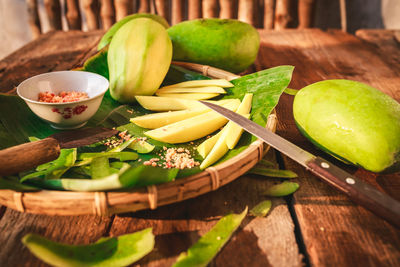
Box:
[0,63,277,216]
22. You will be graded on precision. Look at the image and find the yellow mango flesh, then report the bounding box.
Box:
[108,18,172,103]
[156,86,226,94]
[130,109,209,129]
[135,96,236,111]
[197,130,223,158]
[135,96,205,111]
[155,93,220,100]
[200,114,250,169]
[160,79,233,89]
[226,94,253,148]
[145,100,240,143]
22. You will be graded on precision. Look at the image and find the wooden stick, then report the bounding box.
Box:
[298,0,315,29]
[138,0,150,13]
[100,0,115,29]
[171,0,183,24]
[340,0,347,32]
[274,0,291,30]
[264,0,275,29]
[26,0,42,38]
[154,0,169,21]
[202,0,218,18]
[65,0,82,30]
[82,0,100,30]
[44,0,62,30]
[219,0,235,19]
[238,0,254,26]
[188,0,201,19]
[115,0,134,21]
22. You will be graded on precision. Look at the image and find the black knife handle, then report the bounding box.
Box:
[0,138,60,176]
[306,157,400,228]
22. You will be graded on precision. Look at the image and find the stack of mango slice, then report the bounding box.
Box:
[130,79,253,169]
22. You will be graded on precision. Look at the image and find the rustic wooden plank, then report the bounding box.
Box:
[0,209,113,266]
[109,150,303,267]
[256,29,400,267]
[26,0,42,38]
[44,0,63,31]
[100,0,115,28]
[356,29,400,73]
[0,31,103,93]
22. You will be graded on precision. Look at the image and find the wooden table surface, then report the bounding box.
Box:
[0,29,399,267]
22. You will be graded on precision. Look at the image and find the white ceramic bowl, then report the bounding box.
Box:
[17,71,109,129]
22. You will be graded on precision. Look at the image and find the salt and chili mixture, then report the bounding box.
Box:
[38,91,89,103]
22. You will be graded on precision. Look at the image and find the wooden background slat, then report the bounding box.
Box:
[25,0,319,37]
[44,0,62,30]
[26,0,42,38]
[100,0,115,29]
[65,0,82,30]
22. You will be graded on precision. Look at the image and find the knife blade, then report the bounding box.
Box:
[201,101,400,228]
[0,127,118,176]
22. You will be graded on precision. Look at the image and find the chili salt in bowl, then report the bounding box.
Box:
[17,71,109,129]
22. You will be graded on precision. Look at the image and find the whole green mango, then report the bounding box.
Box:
[98,13,169,50]
[293,79,400,173]
[108,18,172,103]
[167,18,260,73]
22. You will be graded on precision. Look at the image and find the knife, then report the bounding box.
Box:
[200,101,400,228]
[0,127,118,176]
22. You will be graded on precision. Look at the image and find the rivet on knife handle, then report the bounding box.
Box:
[307,157,400,228]
[0,138,60,176]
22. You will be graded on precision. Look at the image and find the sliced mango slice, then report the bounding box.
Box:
[145,100,240,143]
[155,93,219,100]
[160,79,233,89]
[136,96,204,111]
[156,86,226,94]
[135,96,234,111]
[197,130,223,158]
[226,93,253,148]
[131,109,209,129]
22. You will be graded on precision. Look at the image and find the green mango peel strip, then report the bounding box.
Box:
[22,228,154,267]
[248,167,298,178]
[249,200,272,217]
[263,181,300,197]
[172,207,247,267]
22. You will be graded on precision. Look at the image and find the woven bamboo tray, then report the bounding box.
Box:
[0,62,277,216]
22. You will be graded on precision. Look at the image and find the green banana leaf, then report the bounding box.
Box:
[0,65,293,191]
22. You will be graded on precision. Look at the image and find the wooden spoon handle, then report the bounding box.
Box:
[0,138,61,176]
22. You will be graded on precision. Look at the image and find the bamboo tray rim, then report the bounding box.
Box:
[0,62,278,216]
